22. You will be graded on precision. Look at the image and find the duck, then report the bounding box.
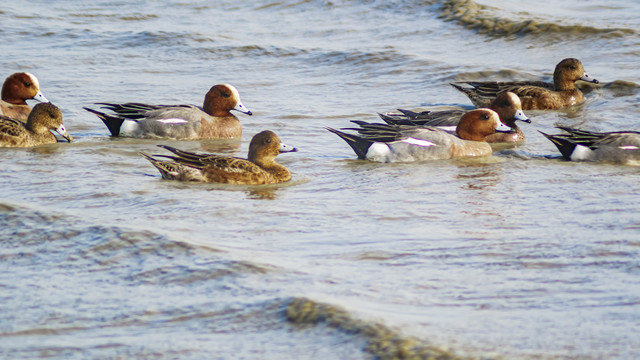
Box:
[85,84,252,139]
[141,130,297,184]
[540,126,640,165]
[0,72,50,121]
[0,102,72,147]
[379,92,531,143]
[327,109,511,163]
[451,58,599,110]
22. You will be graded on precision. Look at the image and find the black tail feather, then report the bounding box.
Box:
[84,107,124,137]
[326,127,373,159]
[539,131,576,161]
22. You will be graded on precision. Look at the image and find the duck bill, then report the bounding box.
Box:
[53,125,73,143]
[514,110,531,123]
[32,91,50,103]
[279,142,297,153]
[580,72,599,84]
[495,122,512,133]
[233,100,253,116]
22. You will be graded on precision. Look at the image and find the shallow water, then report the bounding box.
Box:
[1,0,640,359]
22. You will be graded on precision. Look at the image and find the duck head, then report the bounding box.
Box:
[456,108,511,141]
[1,72,49,105]
[204,84,252,117]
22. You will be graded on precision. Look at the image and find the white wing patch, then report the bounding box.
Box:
[619,145,639,150]
[402,137,436,147]
[157,118,188,124]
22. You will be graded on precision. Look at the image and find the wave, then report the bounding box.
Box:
[0,203,270,286]
[285,297,476,360]
[438,0,636,38]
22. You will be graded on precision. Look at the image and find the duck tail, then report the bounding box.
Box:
[396,108,421,118]
[450,82,471,95]
[377,112,398,124]
[326,127,372,159]
[451,82,491,108]
[539,131,577,161]
[139,152,177,179]
[84,107,124,137]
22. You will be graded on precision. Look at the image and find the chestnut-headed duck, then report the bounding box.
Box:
[0,72,50,121]
[380,92,530,143]
[327,109,511,163]
[0,102,71,147]
[141,130,297,184]
[85,84,252,139]
[540,126,640,165]
[452,58,599,110]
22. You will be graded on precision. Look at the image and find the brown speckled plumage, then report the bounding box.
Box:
[141,130,297,185]
[452,58,599,110]
[0,102,71,147]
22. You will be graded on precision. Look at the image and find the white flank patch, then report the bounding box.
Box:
[570,144,594,161]
[619,145,639,150]
[157,118,188,124]
[401,137,436,147]
[119,120,140,136]
[437,126,457,132]
[366,142,392,161]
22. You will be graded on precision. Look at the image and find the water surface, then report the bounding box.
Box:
[1,1,640,359]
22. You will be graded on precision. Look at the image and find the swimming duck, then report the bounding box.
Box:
[540,126,640,165]
[0,72,50,121]
[327,109,511,162]
[85,84,252,139]
[141,130,297,184]
[452,58,599,110]
[379,92,530,143]
[0,102,71,147]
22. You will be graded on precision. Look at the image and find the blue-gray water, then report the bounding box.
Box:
[1,1,640,359]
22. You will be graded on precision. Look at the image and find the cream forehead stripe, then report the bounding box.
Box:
[25,72,40,89]
[223,84,240,100]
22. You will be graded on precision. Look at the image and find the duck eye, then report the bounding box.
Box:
[24,82,32,87]
[265,139,272,143]
[481,114,489,120]
[221,91,231,98]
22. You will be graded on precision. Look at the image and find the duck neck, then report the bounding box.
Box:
[203,101,232,117]
[25,119,48,134]
[553,73,576,91]
[1,86,27,105]
[249,153,275,168]
[456,128,487,142]
[251,155,289,177]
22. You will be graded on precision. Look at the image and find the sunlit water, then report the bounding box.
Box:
[1,1,640,359]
